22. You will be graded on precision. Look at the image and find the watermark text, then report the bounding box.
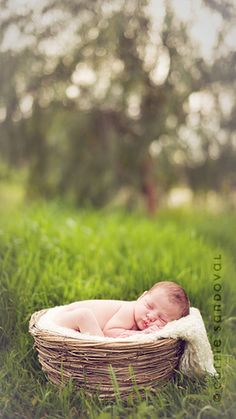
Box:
[212,254,222,403]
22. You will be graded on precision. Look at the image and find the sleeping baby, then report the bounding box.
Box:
[55,281,190,338]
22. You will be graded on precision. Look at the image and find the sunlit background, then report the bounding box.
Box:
[0,0,235,213]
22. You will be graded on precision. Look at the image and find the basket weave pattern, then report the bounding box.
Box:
[29,309,185,398]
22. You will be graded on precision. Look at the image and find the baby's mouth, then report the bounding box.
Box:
[143,319,149,328]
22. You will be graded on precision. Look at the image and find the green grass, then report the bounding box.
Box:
[0,202,236,418]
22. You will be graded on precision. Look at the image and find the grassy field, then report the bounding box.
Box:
[0,202,235,418]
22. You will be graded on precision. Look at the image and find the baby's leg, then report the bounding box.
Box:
[56,308,104,337]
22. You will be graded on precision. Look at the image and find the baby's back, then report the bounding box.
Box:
[58,299,125,329]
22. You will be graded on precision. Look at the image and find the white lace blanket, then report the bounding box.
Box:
[37,306,216,377]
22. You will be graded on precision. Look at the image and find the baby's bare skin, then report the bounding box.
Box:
[55,299,138,337]
[55,287,182,338]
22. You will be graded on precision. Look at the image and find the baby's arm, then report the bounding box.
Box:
[103,304,162,338]
[119,325,161,337]
[103,304,136,337]
[56,308,104,337]
[117,323,162,337]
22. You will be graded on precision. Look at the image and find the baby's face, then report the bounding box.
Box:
[134,287,182,330]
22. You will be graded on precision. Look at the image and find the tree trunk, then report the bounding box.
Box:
[141,154,157,216]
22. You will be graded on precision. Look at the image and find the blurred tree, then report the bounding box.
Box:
[0,0,235,210]
[181,0,236,195]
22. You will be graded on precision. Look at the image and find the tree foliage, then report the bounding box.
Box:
[0,0,235,209]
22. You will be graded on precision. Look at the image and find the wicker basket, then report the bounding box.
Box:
[29,309,185,399]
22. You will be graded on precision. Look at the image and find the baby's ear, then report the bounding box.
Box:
[138,290,148,300]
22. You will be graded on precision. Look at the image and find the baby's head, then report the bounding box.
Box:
[134,281,190,330]
[148,281,190,317]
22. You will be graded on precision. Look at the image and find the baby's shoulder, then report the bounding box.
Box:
[116,300,135,314]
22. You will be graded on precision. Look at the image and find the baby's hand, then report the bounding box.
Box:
[119,330,133,338]
[142,324,161,334]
